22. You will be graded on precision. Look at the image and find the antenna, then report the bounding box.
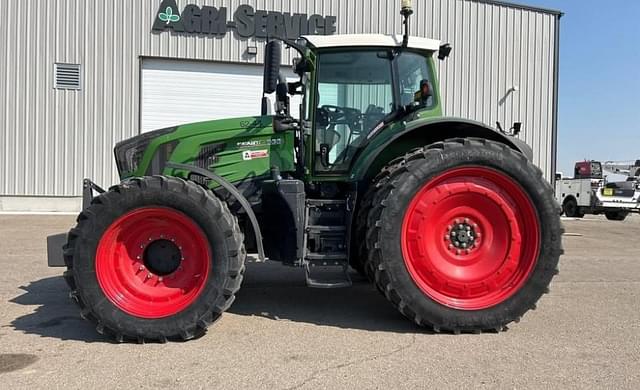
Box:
[400,0,413,47]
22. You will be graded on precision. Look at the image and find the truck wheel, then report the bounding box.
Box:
[63,176,245,342]
[605,211,628,221]
[366,138,563,333]
[563,198,584,218]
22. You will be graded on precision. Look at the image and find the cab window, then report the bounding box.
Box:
[396,51,435,108]
[314,50,394,172]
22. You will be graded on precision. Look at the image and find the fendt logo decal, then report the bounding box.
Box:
[152,0,336,39]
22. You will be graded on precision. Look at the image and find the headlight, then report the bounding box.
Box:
[114,127,175,176]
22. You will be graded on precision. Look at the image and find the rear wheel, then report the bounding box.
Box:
[352,158,404,279]
[64,176,245,342]
[352,188,374,277]
[366,139,563,333]
[605,210,629,221]
[563,197,584,218]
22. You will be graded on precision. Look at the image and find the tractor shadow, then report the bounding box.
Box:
[9,276,107,343]
[9,260,425,342]
[229,260,425,334]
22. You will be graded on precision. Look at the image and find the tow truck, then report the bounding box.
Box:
[556,160,640,220]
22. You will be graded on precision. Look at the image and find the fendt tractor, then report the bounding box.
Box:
[47,2,562,342]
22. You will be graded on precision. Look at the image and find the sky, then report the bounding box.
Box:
[522,0,639,176]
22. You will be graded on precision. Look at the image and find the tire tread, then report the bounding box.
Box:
[364,138,563,333]
[63,176,245,343]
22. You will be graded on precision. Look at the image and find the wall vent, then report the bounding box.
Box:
[54,63,82,90]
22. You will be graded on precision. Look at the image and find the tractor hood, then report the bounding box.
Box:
[114,115,295,183]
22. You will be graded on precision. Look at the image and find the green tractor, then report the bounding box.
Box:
[47,4,562,342]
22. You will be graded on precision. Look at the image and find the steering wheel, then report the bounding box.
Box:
[320,105,363,123]
[319,105,348,123]
[318,105,362,131]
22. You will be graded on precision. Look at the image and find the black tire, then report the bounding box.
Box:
[563,197,584,218]
[351,187,374,276]
[605,210,628,221]
[63,176,246,342]
[366,138,563,333]
[352,157,404,279]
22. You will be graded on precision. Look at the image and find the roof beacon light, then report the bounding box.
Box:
[401,0,413,13]
[400,0,413,47]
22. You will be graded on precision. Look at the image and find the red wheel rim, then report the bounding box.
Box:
[96,207,211,319]
[401,167,540,310]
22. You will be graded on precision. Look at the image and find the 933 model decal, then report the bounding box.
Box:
[236,138,284,149]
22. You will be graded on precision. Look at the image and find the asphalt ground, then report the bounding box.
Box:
[0,214,639,389]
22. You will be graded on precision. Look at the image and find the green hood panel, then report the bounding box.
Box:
[123,116,295,185]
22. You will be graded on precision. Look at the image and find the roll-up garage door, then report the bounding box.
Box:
[141,59,300,133]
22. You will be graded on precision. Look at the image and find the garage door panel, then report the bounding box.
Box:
[141,60,264,132]
[141,59,300,133]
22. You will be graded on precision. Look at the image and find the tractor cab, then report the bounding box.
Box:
[264,34,450,178]
[257,34,452,286]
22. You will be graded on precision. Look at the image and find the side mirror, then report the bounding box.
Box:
[512,122,522,136]
[261,96,271,116]
[293,57,312,76]
[414,79,432,106]
[438,43,452,60]
[275,75,290,116]
[276,77,288,103]
[263,41,282,94]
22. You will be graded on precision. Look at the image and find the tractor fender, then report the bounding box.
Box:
[166,162,266,262]
[352,117,533,182]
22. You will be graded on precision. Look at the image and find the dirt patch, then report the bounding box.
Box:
[0,354,39,373]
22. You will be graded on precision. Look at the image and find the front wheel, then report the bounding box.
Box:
[365,139,563,333]
[64,176,246,342]
[563,197,584,218]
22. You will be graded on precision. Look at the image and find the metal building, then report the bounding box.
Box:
[0,0,561,212]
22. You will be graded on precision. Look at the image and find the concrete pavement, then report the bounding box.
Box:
[0,214,639,389]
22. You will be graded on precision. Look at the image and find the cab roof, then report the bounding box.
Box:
[301,34,441,52]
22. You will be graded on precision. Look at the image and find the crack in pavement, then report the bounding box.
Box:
[283,334,417,390]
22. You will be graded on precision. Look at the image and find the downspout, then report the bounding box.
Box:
[551,12,563,186]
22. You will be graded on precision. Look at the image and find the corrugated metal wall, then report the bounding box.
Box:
[0,0,559,198]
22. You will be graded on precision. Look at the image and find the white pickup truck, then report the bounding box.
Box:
[555,160,640,221]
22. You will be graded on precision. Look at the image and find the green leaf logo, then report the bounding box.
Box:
[159,7,180,24]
